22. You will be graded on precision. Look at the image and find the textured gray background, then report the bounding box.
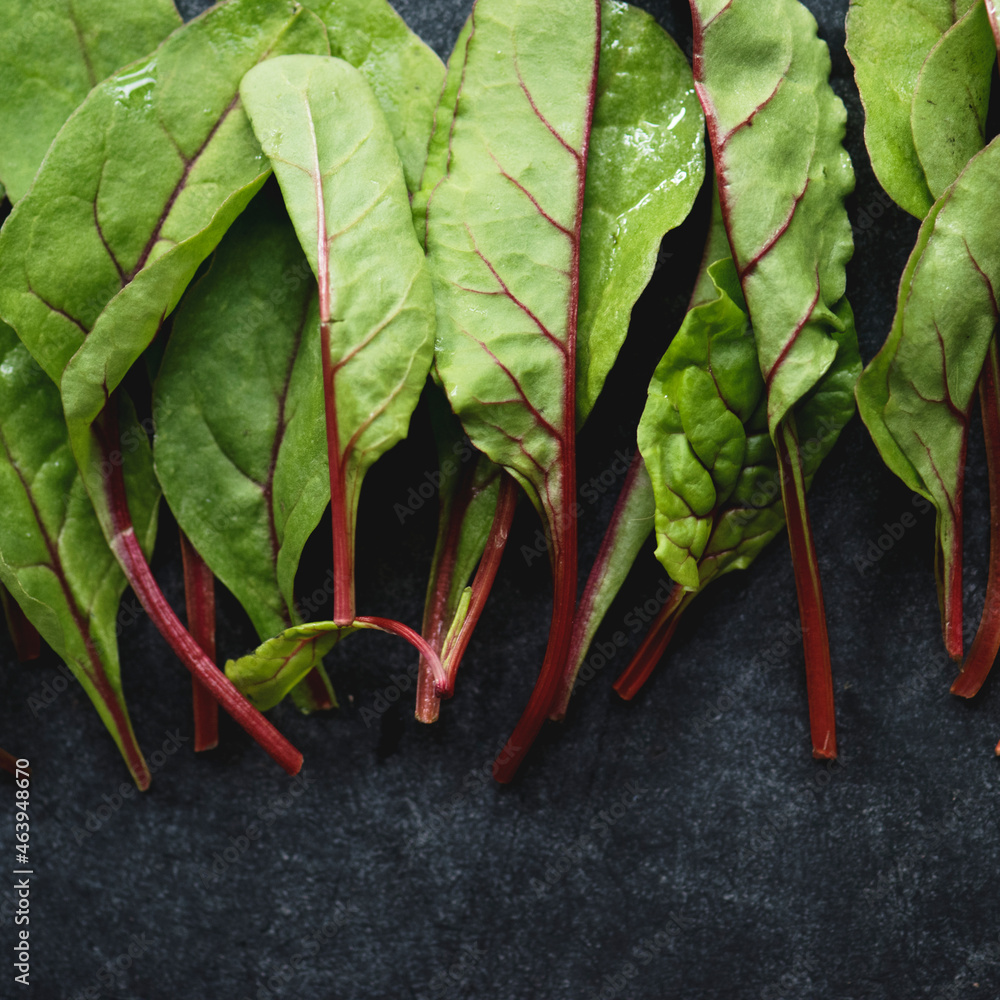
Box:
[2,1,999,998]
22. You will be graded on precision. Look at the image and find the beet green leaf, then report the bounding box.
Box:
[240,55,437,632]
[846,0,991,218]
[423,0,602,781]
[0,0,182,203]
[857,137,1000,663]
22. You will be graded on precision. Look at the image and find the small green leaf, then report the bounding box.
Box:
[226,622,365,712]
[0,0,182,202]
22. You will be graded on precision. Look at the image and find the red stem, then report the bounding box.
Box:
[776,420,837,760]
[179,530,218,752]
[417,474,518,723]
[490,1,600,783]
[97,400,303,775]
[355,616,451,696]
[1,585,41,661]
[416,460,481,722]
[613,585,689,701]
[300,666,335,711]
[320,320,356,626]
[952,335,1000,698]
[492,530,577,784]
[552,450,647,719]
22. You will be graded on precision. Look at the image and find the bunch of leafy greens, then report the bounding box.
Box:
[0,0,860,786]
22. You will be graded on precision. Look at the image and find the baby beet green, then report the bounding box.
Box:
[846,0,992,219]
[691,0,856,758]
[857,138,1000,691]
[424,0,601,782]
[238,55,445,684]
[416,0,704,759]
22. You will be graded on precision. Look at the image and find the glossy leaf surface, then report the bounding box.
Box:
[0,0,182,202]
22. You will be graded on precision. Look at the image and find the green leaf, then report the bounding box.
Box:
[226,616,448,711]
[0,322,156,787]
[911,1,996,201]
[153,189,332,671]
[693,0,855,436]
[0,0,330,547]
[575,0,705,422]
[299,0,446,192]
[856,136,1000,657]
[423,0,602,775]
[641,249,860,598]
[639,255,761,591]
[240,54,437,624]
[0,0,182,202]
[846,0,982,218]
[226,621,365,712]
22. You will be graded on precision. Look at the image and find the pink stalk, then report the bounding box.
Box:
[952,334,1000,698]
[179,530,219,752]
[97,399,303,775]
[416,473,518,723]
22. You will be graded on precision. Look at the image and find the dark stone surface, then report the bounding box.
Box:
[2,1,999,998]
